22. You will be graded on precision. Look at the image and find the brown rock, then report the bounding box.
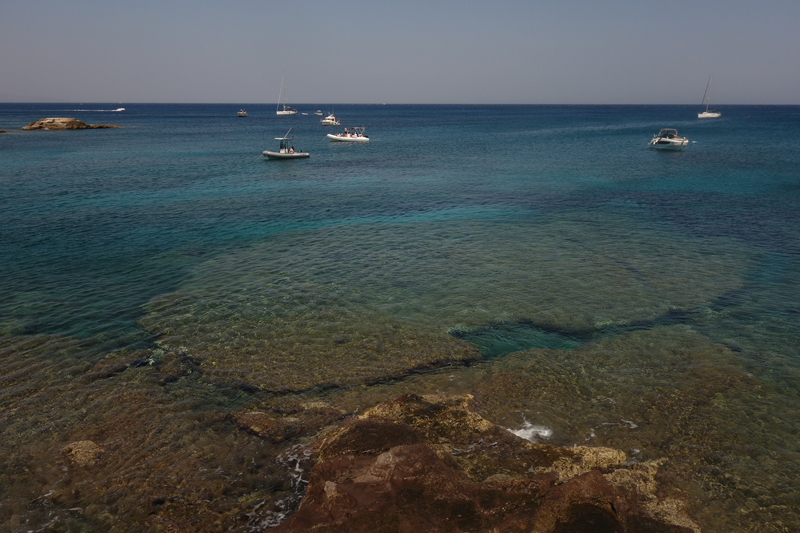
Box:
[62,440,104,467]
[267,394,698,533]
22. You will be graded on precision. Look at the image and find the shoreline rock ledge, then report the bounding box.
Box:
[22,117,119,130]
[266,394,699,533]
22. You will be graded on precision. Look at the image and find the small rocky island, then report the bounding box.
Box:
[22,117,118,130]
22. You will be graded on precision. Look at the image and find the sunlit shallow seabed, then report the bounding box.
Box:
[139,214,749,391]
[1,103,799,532]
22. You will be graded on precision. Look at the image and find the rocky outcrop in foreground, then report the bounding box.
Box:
[264,394,699,533]
[22,118,118,130]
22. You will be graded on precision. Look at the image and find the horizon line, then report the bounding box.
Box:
[2,101,799,107]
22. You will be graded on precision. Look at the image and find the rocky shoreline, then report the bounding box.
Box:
[2,322,771,531]
[21,117,118,130]
[237,393,699,532]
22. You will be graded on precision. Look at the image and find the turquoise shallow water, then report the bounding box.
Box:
[1,103,800,531]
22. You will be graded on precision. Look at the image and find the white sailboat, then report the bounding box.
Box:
[276,73,298,116]
[698,73,721,119]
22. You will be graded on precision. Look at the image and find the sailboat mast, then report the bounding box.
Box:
[701,73,712,110]
[277,73,285,112]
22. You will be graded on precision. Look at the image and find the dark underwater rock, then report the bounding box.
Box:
[266,394,698,532]
[234,403,346,445]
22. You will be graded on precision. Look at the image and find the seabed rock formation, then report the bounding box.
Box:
[22,118,118,130]
[265,394,699,533]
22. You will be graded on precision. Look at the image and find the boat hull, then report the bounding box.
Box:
[649,139,688,151]
[697,112,721,118]
[277,110,298,116]
[263,151,309,159]
[327,134,369,142]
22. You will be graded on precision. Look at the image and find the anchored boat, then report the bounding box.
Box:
[698,73,721,119]
[648,128,689,151]
[320,113,340,126]
[327,126,369,142]
[263,129,309,159]
[276,74,298,116]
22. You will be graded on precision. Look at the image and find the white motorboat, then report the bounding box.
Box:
[327,126,369,142]
[263,129,309,159]
[314,110,323,116]
[276,73,298,116]
[237,109,248,117]
[698,73,721,118]
[320,113,340,126]
[648,128,689,151]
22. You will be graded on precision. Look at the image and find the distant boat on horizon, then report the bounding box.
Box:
[698,73,721,119]
[276,74,298,116]
[320,112,339,126]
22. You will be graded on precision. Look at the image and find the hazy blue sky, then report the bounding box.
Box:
[2,0,798,104]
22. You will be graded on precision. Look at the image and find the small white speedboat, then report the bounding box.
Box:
[263,129,309,159]
[327,126,369,142]
[314,110,323,116]
[237,109,248,117]
[648,128,689,151]
[320,113,340,126]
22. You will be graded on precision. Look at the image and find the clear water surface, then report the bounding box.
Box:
[1,103,799,532]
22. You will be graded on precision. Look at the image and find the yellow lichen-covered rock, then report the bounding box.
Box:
[606,459,701,533]
[541,445,628,483]
[62,440,105,467]
[270,394,698,533]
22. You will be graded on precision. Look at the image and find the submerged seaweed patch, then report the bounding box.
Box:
[450,308,708,358]
[449,322,583,356]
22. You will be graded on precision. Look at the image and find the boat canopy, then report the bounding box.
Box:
[275,128,294,140]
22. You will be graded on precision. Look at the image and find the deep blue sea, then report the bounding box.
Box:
[1,103,799,532]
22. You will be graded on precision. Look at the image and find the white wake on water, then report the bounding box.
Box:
[508,420,553,442]
[66,108,125,112]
